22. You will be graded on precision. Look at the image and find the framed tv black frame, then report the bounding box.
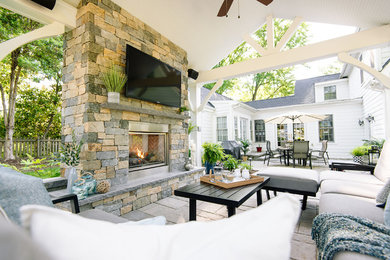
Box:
[125,44,182,108]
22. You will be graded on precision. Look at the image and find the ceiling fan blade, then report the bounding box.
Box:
[257,0,273,6]
[217,0,234,17]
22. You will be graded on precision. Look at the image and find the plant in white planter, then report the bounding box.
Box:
[102,65,127,104]
[351,146,368,164]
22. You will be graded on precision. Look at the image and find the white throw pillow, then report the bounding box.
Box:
[21,194,300,260]
[374,140,390,183]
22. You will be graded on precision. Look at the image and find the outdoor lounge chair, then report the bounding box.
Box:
[310,140,329,165]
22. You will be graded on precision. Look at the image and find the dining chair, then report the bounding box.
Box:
[264,140,283,166]
[310,140,329,165]
[291,141,312,169]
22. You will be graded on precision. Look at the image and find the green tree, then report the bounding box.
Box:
[204,19,309,101]
[0,8,63,160]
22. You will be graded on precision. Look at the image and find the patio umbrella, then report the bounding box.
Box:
[264,111,327,140]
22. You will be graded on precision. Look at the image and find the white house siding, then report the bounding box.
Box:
[314,79,349,102]
[254,100,364,159]
[200,107,216,144]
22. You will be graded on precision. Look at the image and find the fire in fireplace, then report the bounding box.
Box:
[129,132,167,170]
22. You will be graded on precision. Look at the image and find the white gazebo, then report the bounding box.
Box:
[1,0,390,166]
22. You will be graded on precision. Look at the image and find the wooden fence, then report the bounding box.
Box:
[0,138,61,159]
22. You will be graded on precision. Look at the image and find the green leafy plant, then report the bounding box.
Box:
[60,131,84,167]
[239,163,252,170]
[351,146,368,156]
[20,153,60,178]
[223,155,238,171]
[363,138,385,150]
[102,65,127,93]
[179,106,189,113]
[188,121,197,135]
[240,139,251,155]
[0,163,18,171]
[202,142,225,165]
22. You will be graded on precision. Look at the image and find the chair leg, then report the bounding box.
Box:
[273,191,277,196]
[310,157,312,169]
[293,159,295,168]
[266,190,270,200]
[267,157,270,166]
[301,195,308,210]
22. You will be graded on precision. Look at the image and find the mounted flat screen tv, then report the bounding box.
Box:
[125,44,181,107]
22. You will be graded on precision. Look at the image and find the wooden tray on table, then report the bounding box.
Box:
[200,174,265,189]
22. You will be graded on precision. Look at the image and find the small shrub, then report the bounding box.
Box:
[351,146,368,156]
[223,155,238,171]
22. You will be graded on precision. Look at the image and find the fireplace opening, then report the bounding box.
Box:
[129,132,167,170]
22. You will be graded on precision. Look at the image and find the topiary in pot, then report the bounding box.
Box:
[202,142,225,175]
[351,146,368,164]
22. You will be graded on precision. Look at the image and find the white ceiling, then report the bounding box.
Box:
[112,0,390,72]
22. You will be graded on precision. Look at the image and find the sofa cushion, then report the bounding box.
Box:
[21,194,301,260]
[0,166,53,225]
[373,140,390,183]
[259,167,319,194]
[376,178,390,206]
[321,180,383,199]
[384,193,390,227]
[319,193,384,224]
[320,170,384,185]
[0,218,52,260]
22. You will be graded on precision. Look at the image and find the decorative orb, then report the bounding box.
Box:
[185,163,193,171]
[96,180,110,194]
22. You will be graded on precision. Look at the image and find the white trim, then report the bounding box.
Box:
[197,79,223,112]
[338,52,390,89]
[243,34,266,56]
[274,17,303,53]
[314,78,348,87]
[0,22,65,62]
[0,0,76,28]
[266,15,274,53]
[196,25,390,84]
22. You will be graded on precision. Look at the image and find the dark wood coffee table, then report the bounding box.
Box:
[174,177,270,221]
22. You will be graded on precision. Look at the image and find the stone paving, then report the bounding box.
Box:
[122,159,332,260]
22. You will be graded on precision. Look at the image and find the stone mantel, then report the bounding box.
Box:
[101,103,190,120]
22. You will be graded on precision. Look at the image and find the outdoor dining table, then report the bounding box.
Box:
[277,146,292,166]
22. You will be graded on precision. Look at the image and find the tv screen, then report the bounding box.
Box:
[125,44,181,107]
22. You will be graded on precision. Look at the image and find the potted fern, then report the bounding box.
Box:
[202,142,225,175]
[102,65,127,104]
[240,139,251,161]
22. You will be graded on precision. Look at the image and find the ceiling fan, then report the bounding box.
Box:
[217,0,273,17]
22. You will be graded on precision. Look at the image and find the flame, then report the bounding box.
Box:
[136,148,145,159]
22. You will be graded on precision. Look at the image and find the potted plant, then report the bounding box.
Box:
[223,155,238,172]
[60,131,84,192]
[256,146,262,152]
[102,65,127,104]
[240,139,250,161]
[202,142,225,175]
[238,162,252,179]
[351,146,368,164]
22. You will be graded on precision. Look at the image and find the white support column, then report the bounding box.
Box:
[0,22,65,62]
[197,79,223,112]
[189,83,202,167]
[338,52,390,89]
[385,88,390,139]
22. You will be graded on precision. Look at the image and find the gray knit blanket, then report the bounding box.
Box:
[312,213,390,260]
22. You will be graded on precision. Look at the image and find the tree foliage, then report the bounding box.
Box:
[204,19,309,101]
[0,7,63,159]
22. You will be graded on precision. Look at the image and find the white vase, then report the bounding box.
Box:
[107,92,120,103]
[242,169,250,180]
[65,166,78,193]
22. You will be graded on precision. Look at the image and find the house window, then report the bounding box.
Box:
[217,117,228,141]
[324,85,336,100]
[250,121,253,142]
[293,123,304,140]
[234,117,239,140]
[240,118,248,140]
[277,124,288,146]
[254,120,266,142]
[319,115,334,142]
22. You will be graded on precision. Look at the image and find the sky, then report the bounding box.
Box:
[292,22,357,80]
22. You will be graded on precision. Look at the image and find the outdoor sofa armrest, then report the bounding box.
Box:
[330,162,375,175]
[52,194,80,214]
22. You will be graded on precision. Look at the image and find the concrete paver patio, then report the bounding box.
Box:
[122,159,331,260]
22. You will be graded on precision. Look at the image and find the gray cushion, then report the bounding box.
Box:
[79,209,128,223]
[319,193,384,224]
[384,193,390,227]
[0,166,53,225]
[320,170,384,185]
[376,178,390,205]
[0,218,52,260]
[334,251,381,260]
[260,167,319,194]
[321,180,383,199]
